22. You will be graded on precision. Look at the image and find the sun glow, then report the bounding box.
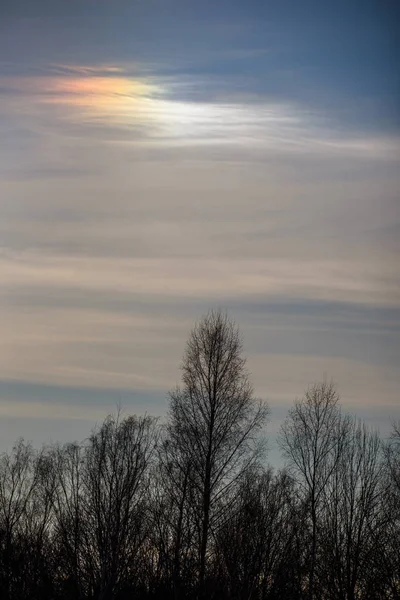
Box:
[12,64,393,156]
[9,65,301,145]
[44,75,161,115]
[38,70,222,139]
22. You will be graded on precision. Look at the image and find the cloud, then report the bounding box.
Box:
[0,378,165,416]
[2,68,399,160]
[1,250,399,306]
[50,64,125,75]
[1,251,399,403]
[0,63,399,456]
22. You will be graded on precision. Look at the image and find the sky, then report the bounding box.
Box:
[0,0,399,464]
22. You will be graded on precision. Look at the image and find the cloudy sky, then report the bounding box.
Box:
[0,0,399,461]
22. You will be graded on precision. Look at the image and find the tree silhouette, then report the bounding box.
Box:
[0,313,398,600]
[279,381,348,600]
[166,310,268,598]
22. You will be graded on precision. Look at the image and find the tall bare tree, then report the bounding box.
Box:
[216,467,303,600]
[0,440,39,600]
[83,412,158,600]
[373,420,400,599]
[386,420,400,493]
[279,381,347,600]
[151,436,197,599]
[320,419,383,600]
[167,310,268,598]
[51,441,90,599]
[0,440,57,600]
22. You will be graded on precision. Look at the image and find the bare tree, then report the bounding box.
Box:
[82,412,158,600]
[151,436,197,599]
[386,420,400,493]
[145,437,196,600]
[320,419,383,600]
[51,441,90,599]
[279,381,347,600]
[216,466,303,600]
[167,310,268,599]
[0,440,38,600]
[0,440,57,600]
[372,420,400,599]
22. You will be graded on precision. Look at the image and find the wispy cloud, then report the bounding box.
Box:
[1,254,398,307]
[0,58,399,451]
[2,67,399,159]
[50,64,126,75]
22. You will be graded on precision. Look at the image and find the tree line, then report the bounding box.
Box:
[0,310,399,600]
